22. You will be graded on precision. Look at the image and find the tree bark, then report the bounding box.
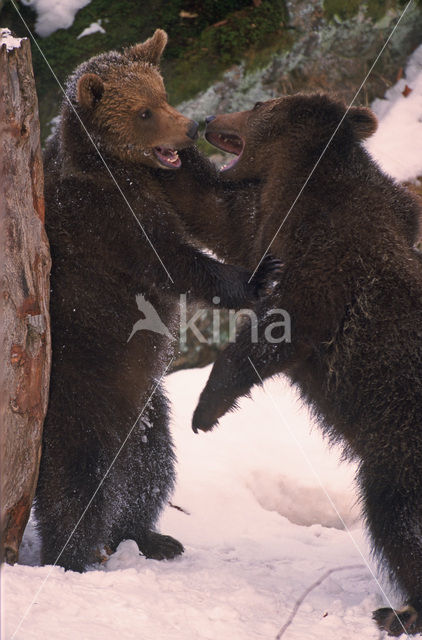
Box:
[0,29,51,564]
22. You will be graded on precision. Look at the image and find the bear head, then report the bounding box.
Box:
[205,93,378,180]
[63,29,198,170]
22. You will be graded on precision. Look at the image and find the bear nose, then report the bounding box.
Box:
[205,115,216,124]
[187,120,199,140]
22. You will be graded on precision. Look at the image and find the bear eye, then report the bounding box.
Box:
[139,109,152,120]
[253,102,264,111]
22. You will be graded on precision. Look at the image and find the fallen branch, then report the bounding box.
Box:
[275,564,365,639]
[168,502,191,516]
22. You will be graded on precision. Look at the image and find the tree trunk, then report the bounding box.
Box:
[0,28,51,564]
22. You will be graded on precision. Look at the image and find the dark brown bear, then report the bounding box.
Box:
[192,93,422,637]
[36,30,277,573]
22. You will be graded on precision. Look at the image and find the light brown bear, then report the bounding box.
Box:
[36,30,278,572]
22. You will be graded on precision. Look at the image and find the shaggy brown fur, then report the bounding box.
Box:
[157,145,260,267]
[192,94,422,637]
[36,30,277,573]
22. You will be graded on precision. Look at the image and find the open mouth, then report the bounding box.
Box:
[154,146,182,169]
[205,131,244,171]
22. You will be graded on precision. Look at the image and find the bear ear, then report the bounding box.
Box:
[124,29,168,65]
[347,106,378,140]
[76,73,104,110]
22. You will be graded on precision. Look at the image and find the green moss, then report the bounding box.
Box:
[323,0,394,22]
[323,0,360,21]
[165,1,289,104]
[366,0,394,21]
[243,29,295,73]
[1,0,288,140]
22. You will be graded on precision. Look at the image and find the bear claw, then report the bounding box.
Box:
[251,254,283,297]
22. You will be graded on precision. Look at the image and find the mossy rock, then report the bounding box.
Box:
[323,0,420,23]
[1,0,288,141]
[324,0,388,22]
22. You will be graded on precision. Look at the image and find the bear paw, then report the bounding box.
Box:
[139,531,184,561]
[192,401,220,433]
[373,605,420,636]
[250,254,283,298]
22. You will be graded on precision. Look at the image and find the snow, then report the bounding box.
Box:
[77,20,105,40]
[3,368,393,640]
[366,43,422,182]
[0,28,23,51]
[3,36,422,640]
[20,0,92,37]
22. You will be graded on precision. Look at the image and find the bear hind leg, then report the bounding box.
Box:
[372,606,420,637]
[359,461,422,636]
[35,482,107,573]
[107,387,184,562]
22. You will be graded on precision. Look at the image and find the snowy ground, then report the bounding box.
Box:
[366,43,422,183]
[2,28,422,640]
[4,368,391,640]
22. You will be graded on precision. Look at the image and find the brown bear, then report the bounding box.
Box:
[192,93,422,637]
[36,30,278,573]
